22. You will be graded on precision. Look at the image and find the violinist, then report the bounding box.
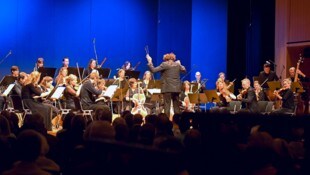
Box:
[191,71,206,93]
[272,78,295,114]
[253,81,267,101]
[113,68,127,89]
[21,71,53,130]
[63,74,79,109]
[216,79,236,107]
[180,81,195,112]
[218,72,234,89]
[83,59,98,78]
[237,78,259,113]
[55,67,68,86]
[258,63,279,88]
[80,72,109,110]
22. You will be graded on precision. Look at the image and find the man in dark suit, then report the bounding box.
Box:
[146,52,186,118]
[237,78,259,113]
[191,71,206,93]
[258,63,279,88]
[80,72,109,110]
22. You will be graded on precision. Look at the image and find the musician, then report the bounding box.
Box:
[21,71,52,130]
[80,72,108,110]
[55,67,68,86]
[237,78,259,113]
[288,67,307,82]
[11,65,20,78]
[253,81,267,101]
[63,74,79,109]
[272,78,295,114]
[146,52,186,118]
[122,61,133,71]
[216,79,236,107]
[83,59,97,78]
[62,57,70,68]
[34,57,44,71]
[125,78,139,110]
[113,68,127,89]
[39,76,61,116]
[180,81,195,112]
[258,63,279,88]
[191,71,206,93]
[12,72,28,97]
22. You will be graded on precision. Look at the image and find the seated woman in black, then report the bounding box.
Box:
[21,71,52,130]
[272,78,295,114]
[63,74,79,109]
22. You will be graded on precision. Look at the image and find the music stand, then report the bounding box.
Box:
[38,67,56,83]
[204,90,220,103]
[50,86,66,100]
[190,83,199,93]
[291,82,304,93]
[0,76,16,87]
[111,87,128,114]
[148,80,162,89]
[267,81,281,91]
[150,93,163,115]
[125,70,140,79]
[2,84,15,97]
[96,68,111,79]
[67,67,84,78]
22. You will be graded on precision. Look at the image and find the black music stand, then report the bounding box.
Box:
[38,67,56,83]
[67,67,84,78]
[204,90,220,103]
[96,68,111,79]
[112,87,128,114]
[267,81,281,92]
[0,75,16,87]
[291,82,304,93]
[125,70,140,79]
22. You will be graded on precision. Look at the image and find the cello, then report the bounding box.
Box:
[131,82,148,117]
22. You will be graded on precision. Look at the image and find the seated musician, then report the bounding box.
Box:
[216,79,236,107]
[125,78,148,116]
[237,78,259,113]
[253,81,267,101]
[55,67,68,86]
[63,74,79,109]
[122,61,133,71]
[12,72,28,97]
[218,72,234,89]
[258,63,279,88]
[21,71,53,130]
[83,59,97,78]
[80,72,108,110]
[34,57,44,71]
[11,65,20,79]
[113,68,127,89]
[272,78,295,114]
[180,81,195,112]
[125,78,139,110]
[95,79,108,105]
[191,71,206,93]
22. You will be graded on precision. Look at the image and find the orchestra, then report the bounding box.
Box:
[0,53,308,130]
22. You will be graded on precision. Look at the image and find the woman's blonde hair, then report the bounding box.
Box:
[25,71,41,85]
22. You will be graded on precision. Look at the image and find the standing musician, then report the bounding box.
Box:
[180,81,195,112]
[141,70,153,97]
[113,68,127,89]
[79,72,109,110]
[55,67,68,86]
[146,52,186,118]
[63,74,79,109]
[62,57,70,68]
[192,71,206,93]
[288,67,307,83]
[216,79,236,107]
[21,71,53,130]
[272,78,295,114]
[237,78,259,113]
[253,81,267,101]
[258,63,279,88]
[83,59,98,78]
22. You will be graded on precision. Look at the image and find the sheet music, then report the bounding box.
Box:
[2,84,15,96]
[103,85,118,98]
[51,86,66,99]
[147,88,161,94]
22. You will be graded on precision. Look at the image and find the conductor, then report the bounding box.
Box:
[146,52,186,119]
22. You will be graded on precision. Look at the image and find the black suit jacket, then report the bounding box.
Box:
[80,80,102,108]
[241,87,259,113]
[148,61,186,93]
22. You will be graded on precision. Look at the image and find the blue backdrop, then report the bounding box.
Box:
[0,0,228,89]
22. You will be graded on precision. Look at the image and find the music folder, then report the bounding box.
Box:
[188,93,208,104]
[204,90,220,103]
[291,82,304,93]
[96,68,111,79]
[0,75,16,87]
[148,80,162,89]
[2,84,15,97]
[267,81,281,92]
[38,67,56,83]
[125,70,140,79]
